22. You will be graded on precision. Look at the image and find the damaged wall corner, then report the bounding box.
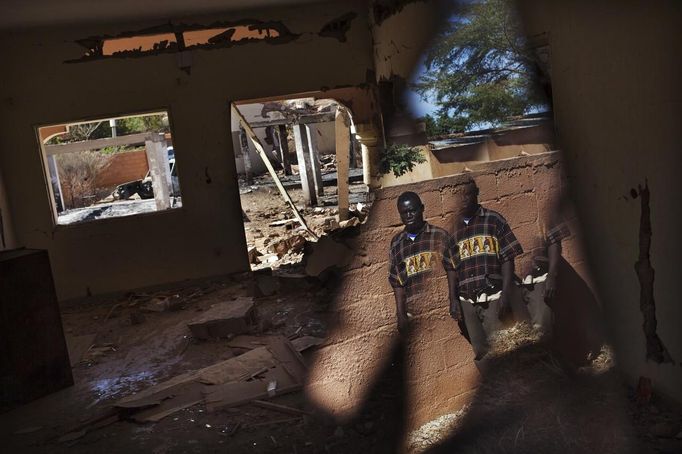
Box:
[518,0,682,403]
[318,12,358,42]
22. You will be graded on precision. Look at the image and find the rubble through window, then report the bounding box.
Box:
[231,97,370,271]
[37,110,182,225]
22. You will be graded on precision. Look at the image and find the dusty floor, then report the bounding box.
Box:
[1,274,680,453]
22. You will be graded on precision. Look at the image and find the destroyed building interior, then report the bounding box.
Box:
[0,1,680,453]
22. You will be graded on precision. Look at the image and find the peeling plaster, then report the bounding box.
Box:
[67,20,300,63]
[635,181,673,364]
[318,12,358,42]
[372,0,428,26]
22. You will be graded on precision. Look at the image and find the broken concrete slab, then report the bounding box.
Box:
[187,297,255,339]
[269,234,306,258]
[304,235,353,276]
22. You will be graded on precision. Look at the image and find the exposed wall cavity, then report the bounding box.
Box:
[372,0,428,26]
[634,181,673,364]
[318,12,358,42]
[67,20,299,63]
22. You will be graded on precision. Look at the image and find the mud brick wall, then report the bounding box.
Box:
[307,151,589,431]
[95,149,149,188]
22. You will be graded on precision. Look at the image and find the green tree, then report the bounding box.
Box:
[379,144,427,178]
[414,0,548,134]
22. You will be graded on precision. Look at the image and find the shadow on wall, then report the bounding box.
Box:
[303,250,625,453]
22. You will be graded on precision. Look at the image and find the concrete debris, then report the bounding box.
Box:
[187,297,255,340]
[339,218,360,229]
[268,218,300,228]
[322,217,340,231]
[269,234,306,258]
[258,253,279,265]
[248,246,262,264]
[304,235,353,277]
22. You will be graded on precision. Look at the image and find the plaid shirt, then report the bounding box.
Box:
[389,222,456,299]
[449,206,523,299]
[545,222,571,245]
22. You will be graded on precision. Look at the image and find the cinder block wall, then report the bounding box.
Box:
[308,151,589,430]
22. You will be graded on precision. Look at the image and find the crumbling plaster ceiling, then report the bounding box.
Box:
[1,0,352,32]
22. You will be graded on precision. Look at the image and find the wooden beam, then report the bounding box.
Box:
[277,125,292,176]
[335,108,351,221]
[44,132,149,155]
[247,112,336,129]
[231,105,318,240]
[293,124,317,207]
[305,125,324,197]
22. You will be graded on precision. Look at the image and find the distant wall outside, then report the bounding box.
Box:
[95,149,149,188]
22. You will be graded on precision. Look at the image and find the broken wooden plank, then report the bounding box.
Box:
[203,366,302,412]
[231,104,318,240]
[291,336,324,352]
[115,346,277,409]
[265,337,307,383]
[187,296,255,339]
[252,400,311,416]
[130,383,204,423]
[227,335,275,350]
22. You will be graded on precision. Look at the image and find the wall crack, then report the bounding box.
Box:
[634,180,673,364]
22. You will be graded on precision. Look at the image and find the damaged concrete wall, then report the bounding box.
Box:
[308,151,588,429]
[0,1,375,300]
[0,166,17,251]
[518,0,682,402]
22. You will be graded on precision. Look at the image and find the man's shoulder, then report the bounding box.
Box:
[390,231,406,249]
[425,223,451,239]
[480,206,510,225]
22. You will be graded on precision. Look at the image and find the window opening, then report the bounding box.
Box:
[37,110,182,225]
[231,97,370,271]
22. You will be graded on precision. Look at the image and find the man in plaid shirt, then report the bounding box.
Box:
[447,177,530,362]
[523,203,572,331]
[389,192,457,334]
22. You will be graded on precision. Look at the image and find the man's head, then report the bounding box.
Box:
[458,175,480,217]
[397,191,425,233]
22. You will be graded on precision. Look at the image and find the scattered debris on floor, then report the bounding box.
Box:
[187,297,256,339]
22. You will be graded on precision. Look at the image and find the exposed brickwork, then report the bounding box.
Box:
[309,151,588,430]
